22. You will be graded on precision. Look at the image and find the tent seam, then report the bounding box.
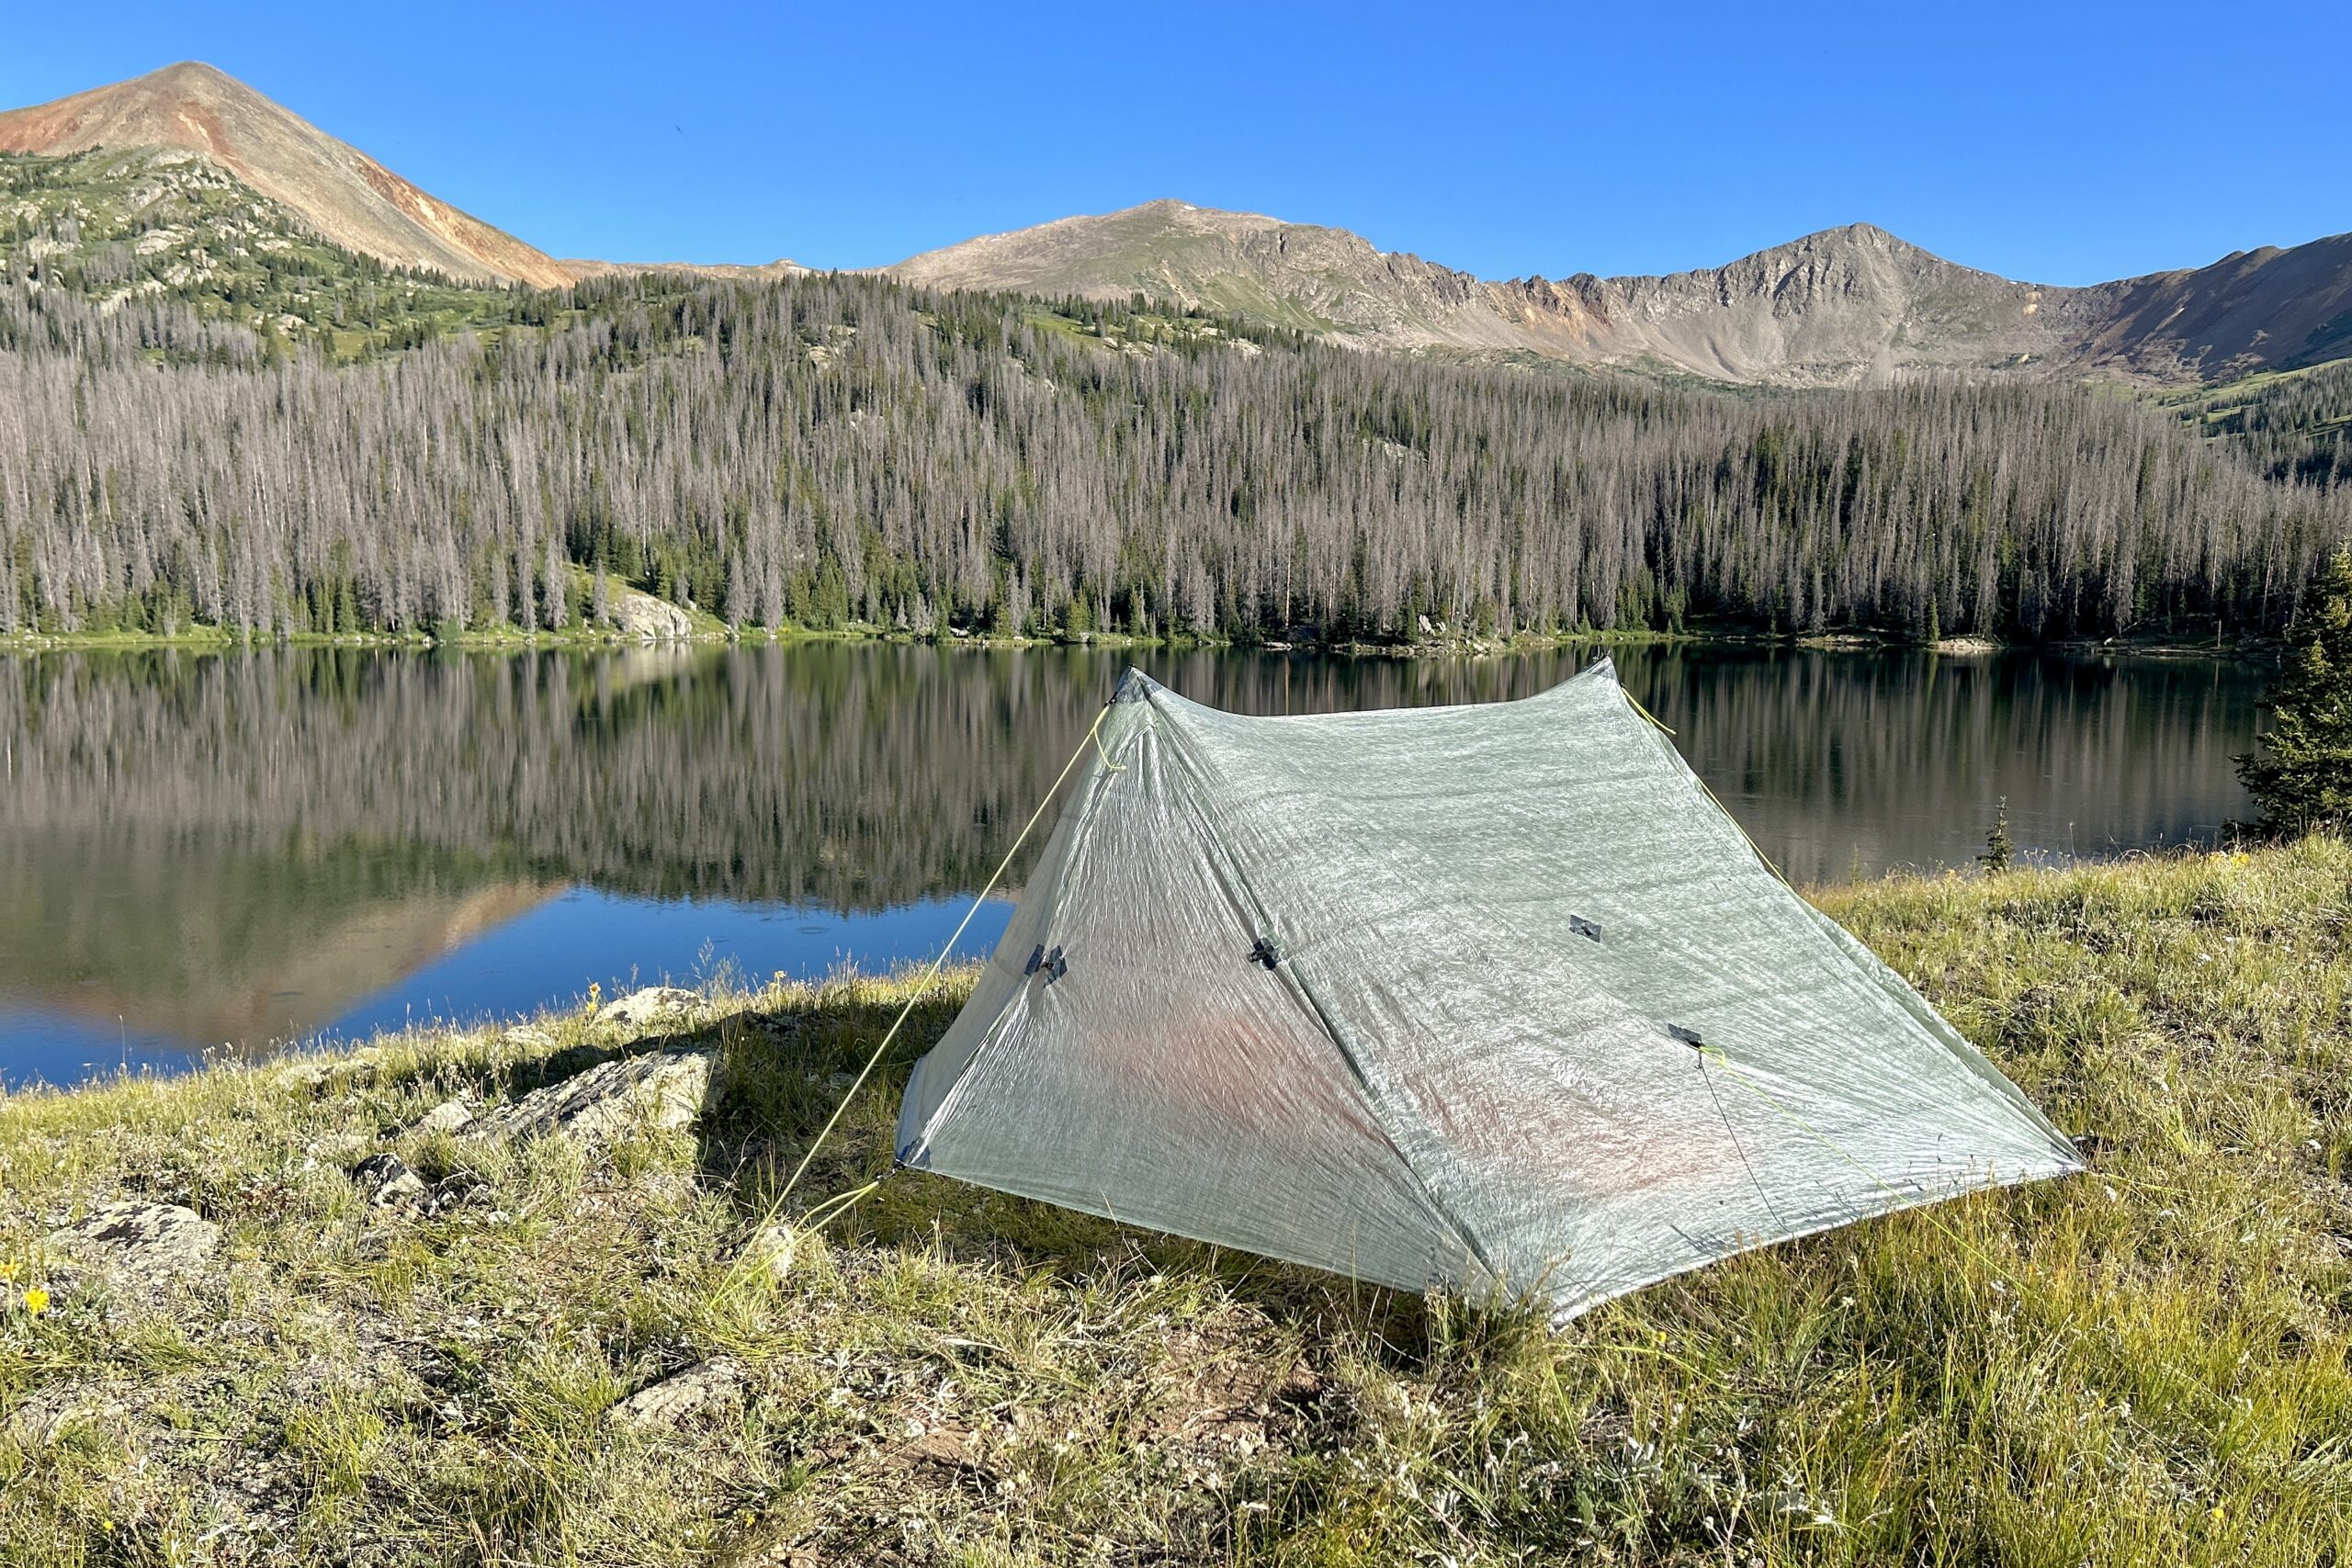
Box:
[1148,687,1509,1290]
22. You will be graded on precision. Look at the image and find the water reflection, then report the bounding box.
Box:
[0,643,2261,1083]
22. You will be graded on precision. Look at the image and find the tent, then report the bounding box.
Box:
[896,660,2080,1321]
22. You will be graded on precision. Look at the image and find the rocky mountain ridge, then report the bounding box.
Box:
[5,65,2347,387]
[888,201,2352,386]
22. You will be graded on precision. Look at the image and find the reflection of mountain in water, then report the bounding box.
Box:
[0,830,560,1043]
[0,642,2260,1046]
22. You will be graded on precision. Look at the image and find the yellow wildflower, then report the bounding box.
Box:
[22,1286,49,1315]
[0,1260,18,1282]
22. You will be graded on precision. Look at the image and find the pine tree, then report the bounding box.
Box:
[2238,546,2352,833]
[1978,797,2014,873]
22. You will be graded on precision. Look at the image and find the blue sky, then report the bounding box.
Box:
[4,2,2344,285]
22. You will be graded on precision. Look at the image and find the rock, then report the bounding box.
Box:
[609,588,692,642]
[4,1392,130,1447]
[599,986,703,1032]
[48,1201,220,1282]
[607,1357,744,1428]
[734,1222,810,1284]
[350,1153,427,1207]
[413,1098,475,1135]
[466,1047,721,1148]
[274,1045,381,1094]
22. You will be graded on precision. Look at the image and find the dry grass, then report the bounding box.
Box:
[2,842,2349,1564]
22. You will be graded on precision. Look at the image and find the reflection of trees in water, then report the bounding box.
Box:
[1623,648,2263,884]
[0,644,2260,919]
[0,647,1600,919]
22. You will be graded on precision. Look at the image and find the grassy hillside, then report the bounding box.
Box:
[2161,358,2352,490]
[3,842,2348,1562]
[1,147,533,361]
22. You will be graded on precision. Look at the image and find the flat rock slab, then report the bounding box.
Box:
[49,1201,220,1282]
[599,986,704,1033]
[467,1047,720,1147]
[607,1357,744,1428]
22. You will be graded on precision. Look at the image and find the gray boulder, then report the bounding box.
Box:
[467,1047,721,1148]
[599,985,703,1032]
[734,1222,803,1284]
[609,588,692,642]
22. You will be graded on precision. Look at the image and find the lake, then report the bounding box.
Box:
[0,642,2264,1086]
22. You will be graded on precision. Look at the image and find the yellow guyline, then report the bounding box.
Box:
[1620,684,1789,885]
[774,699,1119,1213]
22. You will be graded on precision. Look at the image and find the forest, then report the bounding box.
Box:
[2,268,2348,645]
[2169,358,2352,491]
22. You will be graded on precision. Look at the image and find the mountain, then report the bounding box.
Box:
[888,201,2352,387]
[2064,234,2352,381]
[561,255,810,283]
[6,65,2347,389]
[0,62,571,288]
[886,199,1512,341]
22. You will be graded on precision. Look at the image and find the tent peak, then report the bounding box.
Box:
[1111,667,1161,705]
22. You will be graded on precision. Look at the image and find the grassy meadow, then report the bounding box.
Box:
[1,841,2348,1564]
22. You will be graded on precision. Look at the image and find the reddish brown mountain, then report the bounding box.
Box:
[0,61,572,288]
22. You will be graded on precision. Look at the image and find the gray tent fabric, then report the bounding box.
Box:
[897,660,2080,1321]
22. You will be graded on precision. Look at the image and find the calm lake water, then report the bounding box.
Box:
[0,642,2263,1086]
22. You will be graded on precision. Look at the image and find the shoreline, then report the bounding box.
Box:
[1,841,2346,1559]
[0,620,2279,660]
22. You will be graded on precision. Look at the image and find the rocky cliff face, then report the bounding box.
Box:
[0,62,572,288]
[888,204,2352,387]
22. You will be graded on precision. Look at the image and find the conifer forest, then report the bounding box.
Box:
[3,274,2346,645]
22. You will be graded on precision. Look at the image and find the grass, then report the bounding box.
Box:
[3,842,2350,1563]
[0,148,525,363]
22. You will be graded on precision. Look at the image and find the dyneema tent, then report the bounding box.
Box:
[896,660,2080,1321]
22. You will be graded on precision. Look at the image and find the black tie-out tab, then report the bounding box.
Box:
[1668,1024,1703,1048]
[1023,944,1045,976]
[1570,915,1603,943]
[1024,944,1068,983]
[1248,935,1283,970]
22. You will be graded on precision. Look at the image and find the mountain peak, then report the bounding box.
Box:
[1736,221,1939,264]
[141,60,240,87]
[0,63,571,288]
